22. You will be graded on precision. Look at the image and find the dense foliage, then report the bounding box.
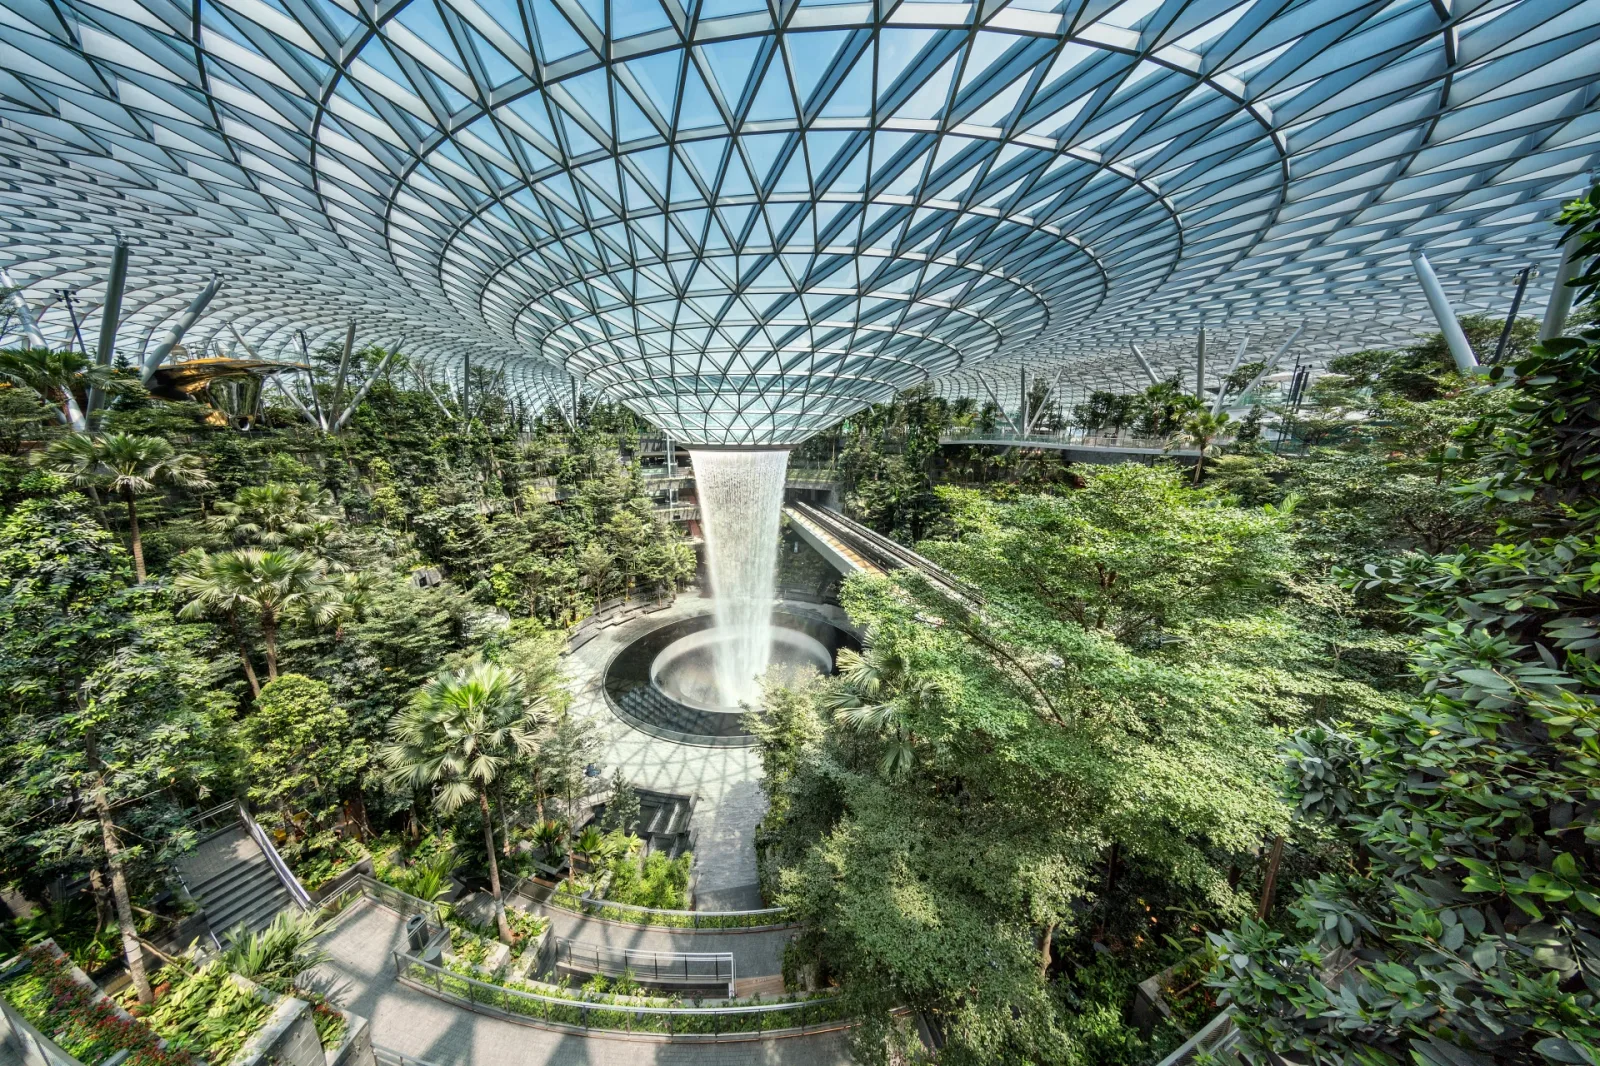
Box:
[1209,184,1600,1066]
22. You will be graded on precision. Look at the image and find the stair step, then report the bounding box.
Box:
[194,866,282,912]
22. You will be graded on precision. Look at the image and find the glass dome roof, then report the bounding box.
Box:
[2,0,1599,443]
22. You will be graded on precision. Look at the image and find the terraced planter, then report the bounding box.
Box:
[395,951,848,1040]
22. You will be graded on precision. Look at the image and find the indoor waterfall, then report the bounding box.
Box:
[688,447,790,708]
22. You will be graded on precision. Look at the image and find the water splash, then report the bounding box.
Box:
[689,447,789,707]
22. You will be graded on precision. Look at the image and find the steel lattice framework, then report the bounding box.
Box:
[2,0,1599,443]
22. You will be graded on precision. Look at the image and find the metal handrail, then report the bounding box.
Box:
[524,876,788,928]
[319,873,445,929]
[1152,1007,1240,1066]
[238,806,313,910]
[394,948,842,1037]
[187,799,312,910]
[940,426,1184,450]
[553,937,735,995]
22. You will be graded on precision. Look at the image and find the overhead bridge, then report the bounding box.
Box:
[939,429,1198,461]
[784,502,981,607]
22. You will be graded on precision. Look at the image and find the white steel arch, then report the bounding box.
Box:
[1,0,1598,443]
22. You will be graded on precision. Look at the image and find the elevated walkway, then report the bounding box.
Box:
[939,428,1198,461]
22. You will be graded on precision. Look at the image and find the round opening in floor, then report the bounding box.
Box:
[604,608,857,744]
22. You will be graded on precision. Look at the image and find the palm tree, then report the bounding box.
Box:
[382,662,551,944]
[532,819,568,873]
[822,643,938,779]
[209,482,340,550]
[0,347,113,431]
[1169,410,1232,485]
[44,432,211,581]
[571,824,606,891]
[174,548,330,682]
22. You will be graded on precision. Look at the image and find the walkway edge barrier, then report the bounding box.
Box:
[512,876,797,931]
[390,947,850,1042]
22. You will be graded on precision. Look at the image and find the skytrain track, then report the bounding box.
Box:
[787,502,983,609]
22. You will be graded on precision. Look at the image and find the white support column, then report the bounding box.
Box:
[142,274,223,380]
[1195,326,1206,400]
[1129,343,1161,386]
[1212,336,1250,416]
[1410,251,1478,373]
[1541,234,1582,341]
[1238,323,1305,398]
[979,375,1021,434]
[0,267,47,347]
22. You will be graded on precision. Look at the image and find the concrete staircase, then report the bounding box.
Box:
[177,827,297,941]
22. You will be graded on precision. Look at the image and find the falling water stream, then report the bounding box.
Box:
[688,447,790,708]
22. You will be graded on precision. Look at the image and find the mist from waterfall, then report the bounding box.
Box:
[689,447,789,708]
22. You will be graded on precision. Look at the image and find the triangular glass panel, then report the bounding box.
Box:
[700,37,763,106]
[819,48,872,118]
[676,63,723,130]
[744,58,794,123]
[530,0,589,63]
[786,30,851,110]
[612,0,673,37]
[893,53,958,121]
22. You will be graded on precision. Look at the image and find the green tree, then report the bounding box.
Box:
[243,674,366,842]
[0,495,221,1002]
[0,348,113,432]
[209,482,339,550]
[1171,410,1230,484]
[44,432,211,581]
[382,662,550,943]
[1211,182,1600,1066]
[175,548,331,682]
[576,541,615,611]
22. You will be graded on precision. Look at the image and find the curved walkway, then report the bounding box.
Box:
[311,899,851,1066]
[564,591,767,907]
[537,903,792,994]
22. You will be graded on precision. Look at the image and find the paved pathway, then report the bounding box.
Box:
[563,591,768,902]
[538,906,792,977]
[311,899,852,1066]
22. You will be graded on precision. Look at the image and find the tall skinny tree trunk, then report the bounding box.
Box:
[478,791,514,944]
[230,613,261,697]
[122,489,146,582]
[87,735,152,1003]
[262,618,279,680]
[1257,835,1285,921]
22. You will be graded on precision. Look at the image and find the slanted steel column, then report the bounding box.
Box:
[1129,343,1161,386]
[0,267,47,347]
[142,274,222,381]
[1410,251,1477,373]
[333,339,402,432]
[1540,234,1582,341]
[1238,323,1305,398]
[1492,267,1531,364]
[1212,336,1250,417]
[89,238,130,416]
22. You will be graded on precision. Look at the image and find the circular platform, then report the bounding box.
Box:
[603,608,858,746]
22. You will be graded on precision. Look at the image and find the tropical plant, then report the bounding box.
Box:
[1170,410,1231,484]
[220,909,330,995]
[821,643,933,779]
[174,547,332,681]
[0,347,113,431]
[572,824,607,888]
[43,432,211,581]
[532,818,568,871]
[208,481,339,550]
[382,662,552,943]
